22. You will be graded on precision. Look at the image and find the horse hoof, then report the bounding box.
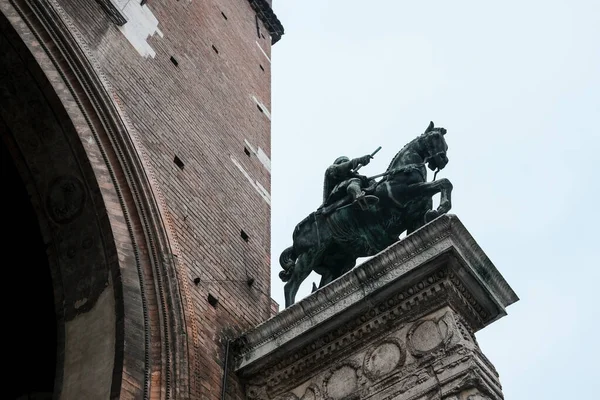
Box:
[425,210,439,223]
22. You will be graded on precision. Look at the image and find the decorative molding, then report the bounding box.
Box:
[447,216,518,309]
[235,215,517,400]
[244,312,506,399]
[256,270,449,389]
[2,1,193,398]
[235,215,517,381]
[248,0,284,44]
[235,218,453,361]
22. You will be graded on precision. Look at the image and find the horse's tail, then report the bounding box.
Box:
[278,246,297,282]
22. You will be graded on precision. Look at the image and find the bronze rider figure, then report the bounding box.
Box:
[317,153,379,215]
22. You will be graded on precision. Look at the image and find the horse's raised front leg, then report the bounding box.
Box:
[401,178,453,223]
[284,252,317,308]
[425,178,452,222]
[437,178,453,213]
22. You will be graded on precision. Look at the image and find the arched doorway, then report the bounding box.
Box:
[2,137,56,399]
[0,1,193,398]
[1,15,120,398]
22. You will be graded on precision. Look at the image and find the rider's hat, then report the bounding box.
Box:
[334,156,350,164]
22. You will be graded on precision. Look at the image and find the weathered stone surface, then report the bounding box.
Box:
[234,215,518,399]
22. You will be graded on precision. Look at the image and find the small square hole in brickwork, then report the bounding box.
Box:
[174,155,184,170]
[170,56,179,67]
[259,64,265,72]
[208,294,219,308]
[193,277,200,286]
[221,11,228,20]
[212,45,219,54]
[244,147,251,157]
[247,277,255,288]
[240,230,249,242]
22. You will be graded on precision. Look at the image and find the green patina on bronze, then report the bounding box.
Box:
[279,121,453,307]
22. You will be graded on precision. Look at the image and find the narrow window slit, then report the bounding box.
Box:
[221,11,228,20]
[259,64,265,72]
[244,147,251,157]
[212,45,219,54]
[240,230,249,242]
[208,294,218,308]
[174,155,184,170]
[257,104,263,113]
[170,56,179,66]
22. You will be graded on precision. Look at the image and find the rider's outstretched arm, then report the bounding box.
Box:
[330,155,371,177]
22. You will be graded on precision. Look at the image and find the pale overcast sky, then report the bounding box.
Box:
[270,1,599,398]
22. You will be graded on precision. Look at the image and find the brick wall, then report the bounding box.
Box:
[55,1,276,398]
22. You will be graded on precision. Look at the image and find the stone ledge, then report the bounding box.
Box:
[234,215,517,378]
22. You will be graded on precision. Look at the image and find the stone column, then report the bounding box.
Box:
[233,215,518,400]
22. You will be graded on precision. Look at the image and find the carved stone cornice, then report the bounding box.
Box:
[234,215,518,380]
[248,0,285,44]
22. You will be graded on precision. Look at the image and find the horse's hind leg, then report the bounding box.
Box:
[406,198,433,234]
[318,271,334,289]
[284,253,316,308]
[318,258,356,289]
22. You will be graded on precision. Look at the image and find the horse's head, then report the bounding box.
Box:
[422,121,449,171]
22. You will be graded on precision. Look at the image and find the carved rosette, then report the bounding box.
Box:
[46,176,85,224]
[362,337,407,381]
[407,311,455,358]
[322,361,365,400]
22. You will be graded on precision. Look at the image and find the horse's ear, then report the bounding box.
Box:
[425,121,434,133]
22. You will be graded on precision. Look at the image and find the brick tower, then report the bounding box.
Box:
[0,1,282,399]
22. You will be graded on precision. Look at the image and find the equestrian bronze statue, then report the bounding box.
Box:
[279,121,453,307]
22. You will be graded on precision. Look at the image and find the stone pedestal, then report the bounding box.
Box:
[233,215,518,400]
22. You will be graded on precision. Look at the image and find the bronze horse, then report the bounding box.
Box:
[279,122,453,308]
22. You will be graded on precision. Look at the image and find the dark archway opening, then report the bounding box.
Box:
[2,139,56,399]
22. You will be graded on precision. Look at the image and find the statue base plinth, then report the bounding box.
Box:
[234,215,518,400]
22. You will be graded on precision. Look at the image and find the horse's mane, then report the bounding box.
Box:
[385,133,425,172]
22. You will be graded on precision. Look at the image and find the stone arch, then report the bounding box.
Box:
[0,1,194,398]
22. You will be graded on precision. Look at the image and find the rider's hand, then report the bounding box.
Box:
[360,155,372,166]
